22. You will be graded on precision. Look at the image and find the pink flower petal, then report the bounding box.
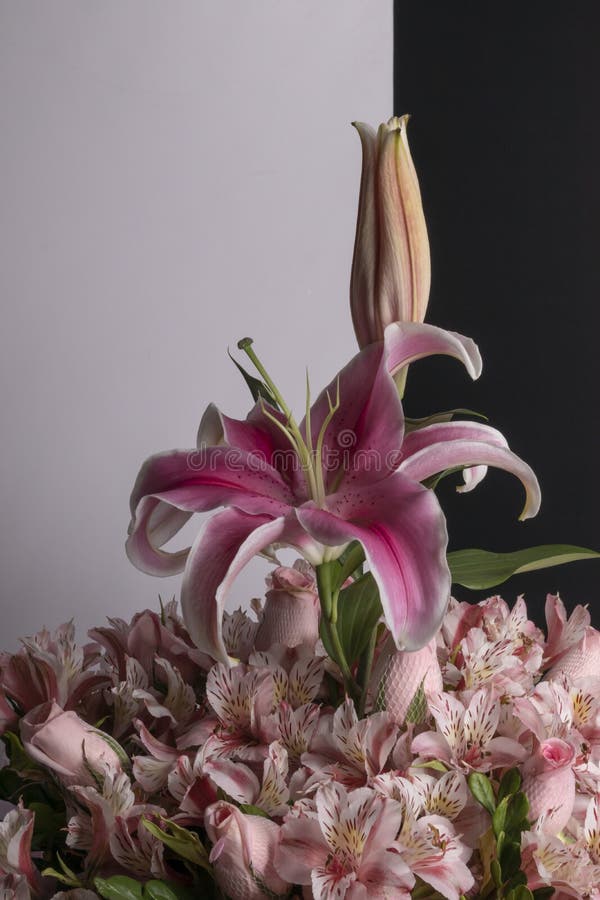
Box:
[384,321,482,380]
[297,474,450,650]
[398,436,541,521]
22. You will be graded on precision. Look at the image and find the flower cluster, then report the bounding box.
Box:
[2,581,600,899]
[4,110,599,900]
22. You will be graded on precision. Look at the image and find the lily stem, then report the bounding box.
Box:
[357,625,378,718]
[316,563,359,699]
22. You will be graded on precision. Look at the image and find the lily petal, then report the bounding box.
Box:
[398,437,541,521]
[297,473,450,650]
[300,342,404,491]
[384,321,482,381]
[125,496,192,576]
[181,510,285,664]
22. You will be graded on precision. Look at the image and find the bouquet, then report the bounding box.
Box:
[2,116,599,900]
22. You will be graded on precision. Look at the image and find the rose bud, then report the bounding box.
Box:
[546,626,600,682]
[20,701,122,786]
[521,737,576,835]
[205,801,289,900]
[371,635,443,724]
[350,115,431,350]
[254,562,319,651]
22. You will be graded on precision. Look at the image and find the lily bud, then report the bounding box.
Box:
[350,115,431,348]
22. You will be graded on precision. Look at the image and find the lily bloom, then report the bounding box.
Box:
[351,116,430,347]
[126,322,540,664]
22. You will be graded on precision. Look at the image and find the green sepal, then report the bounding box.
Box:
[448,545,600,591]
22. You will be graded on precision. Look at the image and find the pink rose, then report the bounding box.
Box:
[372,636,443,724]
[20,701,121,786]
[522,738,576,835]
[205,801,289,900]
[547,627,600,682]
[254,564,319,651]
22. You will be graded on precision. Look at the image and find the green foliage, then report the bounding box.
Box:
[140,817,212,872]
[319,572,382,666]
[404,681,429,725]
[467,770,533,898]
[468,772,496,816]
[95,875,200,900]
[228,351,278,406]
[448,545,600,591]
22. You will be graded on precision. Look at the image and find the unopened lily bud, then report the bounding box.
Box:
[351,115,431,348]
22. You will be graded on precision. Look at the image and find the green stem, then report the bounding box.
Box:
[357,625,378,717]
[334,543,366,589]
[316,563,359,698]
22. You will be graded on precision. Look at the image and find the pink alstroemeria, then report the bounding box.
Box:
[275,781,415,898]
[412,688,527,772]
[126,321,540,664]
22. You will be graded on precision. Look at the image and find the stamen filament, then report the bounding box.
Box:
[314,377,341,504]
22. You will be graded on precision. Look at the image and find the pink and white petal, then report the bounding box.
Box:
[297,474,450,651]
[410,731,453,763]
[196,402,225,448]
[401,420,509,460]
[125,496,192,576]
[181,510,281,663]
[129,446,293,519]
[361,797,405,857]
[202,757,260,805]
[312,868,357,900]
[275,815,328,884]
[300,342,405,491]
[181,511,314,664]
[398,438,541,520]
[384,321,482,380]
[359,846,415,895]
[486,736,528,767]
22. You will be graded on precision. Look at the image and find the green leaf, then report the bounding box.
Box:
[94,876,144,900]
[228,350,278,406]
[506,792,529,830]
[335,541,365,585]
[331,573,383,665]
[411,759,449,773]
[498,768,522,803]
[140,817,212,871]
[499,840,522,880]
[468,772,496,816]
[532,888,555,899]
[404,408,488,431]
[448,545,600,591]
[405,681,429,725]
[143,881,196,900]
[239,803,270,818]
[490,859,502,888]
[492,796,509,836]
[41,852,81,887]
[29,801,66,852]
[510,887,534,900]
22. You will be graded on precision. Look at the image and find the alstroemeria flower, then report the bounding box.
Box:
[126,321,540,664]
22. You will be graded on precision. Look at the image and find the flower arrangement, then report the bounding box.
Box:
[2,116,599,900]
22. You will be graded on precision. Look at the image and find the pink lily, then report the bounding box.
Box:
[126,321,540,664]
